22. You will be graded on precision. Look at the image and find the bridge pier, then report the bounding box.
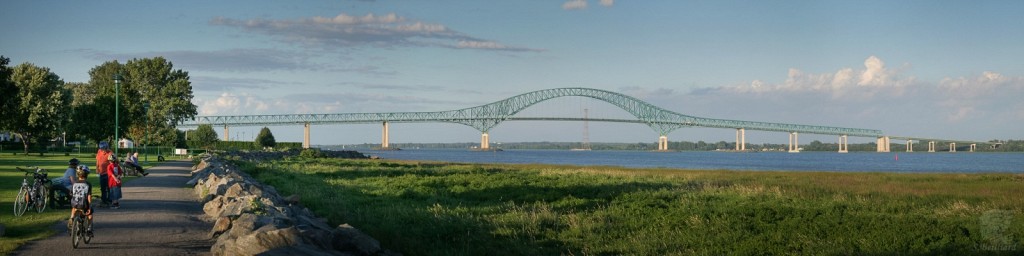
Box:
[480,132,490,150]
[788,132,799,153]
[906,140,913,152]
[838,135,848,153]
[381,121,390,149]
[949,142,956,152]
[223,125,230,141]
[735,128,746,151]
[876,136,890,152]
[657,136,669,151]
[928,141,936,152]
[302,122,310,149]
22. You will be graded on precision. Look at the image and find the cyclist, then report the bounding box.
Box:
[52,158,80,204]
[69,165,94,236]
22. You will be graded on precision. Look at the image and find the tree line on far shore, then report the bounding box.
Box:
[337,139,1024,152]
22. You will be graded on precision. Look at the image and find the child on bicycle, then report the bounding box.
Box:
[69,165,93,235]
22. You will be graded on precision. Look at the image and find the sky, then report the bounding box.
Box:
[3,0,1024,145]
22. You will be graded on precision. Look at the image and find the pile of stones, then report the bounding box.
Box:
[189,155,394,255]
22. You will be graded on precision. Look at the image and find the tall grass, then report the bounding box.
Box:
[236,158,1023,255]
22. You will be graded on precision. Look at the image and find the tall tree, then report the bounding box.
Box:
[9,63,70,153]
[73,61,124,143]
[255,127,277,149]
[0,56,17,130]
[121,57,198,148]
[76,58,198,146]
[188,124,219,149]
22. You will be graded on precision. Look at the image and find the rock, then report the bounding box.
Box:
[210,216,232,238]
[259,244,343,256]
[331,224,382,256]
[218,197,247,218]
[216,226,304,256]
[203,196,226,217]
[224,183,247,199]
[284,194,301,205]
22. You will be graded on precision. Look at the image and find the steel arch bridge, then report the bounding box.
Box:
[180,87,884,150]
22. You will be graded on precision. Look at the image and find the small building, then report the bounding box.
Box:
[118,138,135,149]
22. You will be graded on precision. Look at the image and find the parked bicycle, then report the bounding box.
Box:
[69,208,93,248]
[14,166,50,216]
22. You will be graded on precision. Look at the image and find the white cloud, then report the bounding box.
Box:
[600,0,615,7]
[196,92,270,115]
[726,56,915,99]
[563,0,588,10]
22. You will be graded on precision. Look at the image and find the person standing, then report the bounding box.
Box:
[95,141,112,207]
[106,155,124,209]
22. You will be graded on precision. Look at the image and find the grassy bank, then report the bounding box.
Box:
[0,153,151,255]
[234,157,1023,255]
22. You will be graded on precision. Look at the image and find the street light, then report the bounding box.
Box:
[144,102,149,164]
[113,73,122,157]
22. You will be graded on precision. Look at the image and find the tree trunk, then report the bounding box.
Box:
[17,133,29,155]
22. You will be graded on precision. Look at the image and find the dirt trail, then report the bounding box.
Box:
[14,160,213,255]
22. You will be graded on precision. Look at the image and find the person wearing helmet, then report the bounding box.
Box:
[52,158,81,204]
[95,141,113,206]
[69,165,94,236]
[106,154,124,209]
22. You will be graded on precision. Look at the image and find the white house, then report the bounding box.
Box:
[118,138,135,148]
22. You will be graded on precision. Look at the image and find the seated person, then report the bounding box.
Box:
[52,158,79,203]
[125,152,148,176]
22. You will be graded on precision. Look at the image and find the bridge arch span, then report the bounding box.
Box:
[445,87,693,135]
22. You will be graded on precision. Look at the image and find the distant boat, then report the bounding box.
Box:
[570,148,592,151]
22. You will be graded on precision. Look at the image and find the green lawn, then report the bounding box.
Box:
[234,157,1024,255]
[0,152,155,255]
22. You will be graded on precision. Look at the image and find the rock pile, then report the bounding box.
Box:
[189,155,393,256]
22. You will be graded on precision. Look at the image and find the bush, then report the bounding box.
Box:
[298,148,322,158]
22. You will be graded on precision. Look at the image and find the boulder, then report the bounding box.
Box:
[283,194,301,205]
[214,226,303,256]
[331,224,382,256]
[210,216,232,238]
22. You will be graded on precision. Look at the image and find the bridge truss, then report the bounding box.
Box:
[180,87,883,138]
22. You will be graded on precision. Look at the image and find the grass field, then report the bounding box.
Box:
[0,152,155,255]
[233,157,1024,255]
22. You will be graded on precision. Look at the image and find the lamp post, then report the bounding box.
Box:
[144,102,149,165]
[113,74,122,157]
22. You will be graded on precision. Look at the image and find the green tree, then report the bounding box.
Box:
[122,57,197,148]
[0,56,18,130]
[9,62,70,154]
[255,127,277,149]
[75,58,198,147]
[188,124,219,149]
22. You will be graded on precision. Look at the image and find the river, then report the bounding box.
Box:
[360,149,1024,173]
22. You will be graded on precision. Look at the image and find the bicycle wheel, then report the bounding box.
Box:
[34,186,48,213]
[14,186,29,216]
[84,220,93,244]
[71,215,81,248]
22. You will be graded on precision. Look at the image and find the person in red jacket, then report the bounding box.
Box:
[106,154,124,209]
[95,142,113,206]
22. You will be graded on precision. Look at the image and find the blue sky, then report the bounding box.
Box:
[3,1,1023,145]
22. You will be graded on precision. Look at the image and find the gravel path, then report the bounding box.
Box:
[14,160,213,255]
